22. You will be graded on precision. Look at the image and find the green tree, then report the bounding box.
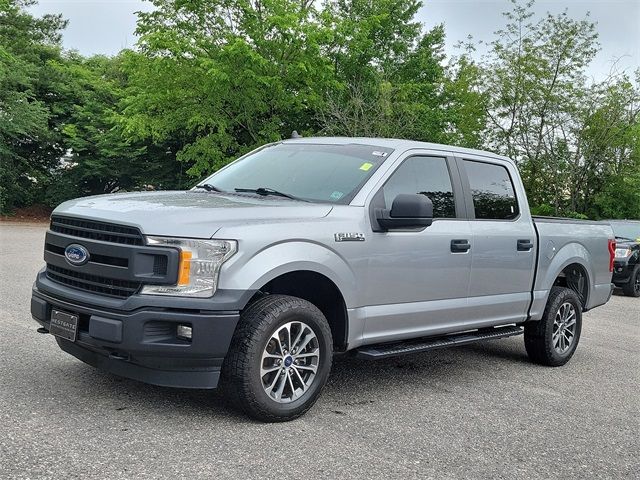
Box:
[1,0,636,221]
[579,75,640,219]
[318,1,447,142]
[480,0,598,210]
[123,0,486,179]
[477,0,639,219]
[45,53,188,206]
[442,53,488,149]
[0,0,67,213]
[122,0,335,178]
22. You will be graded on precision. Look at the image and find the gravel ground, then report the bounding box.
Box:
[0,222,638,479]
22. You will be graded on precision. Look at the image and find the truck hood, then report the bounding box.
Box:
[53,191,333,238]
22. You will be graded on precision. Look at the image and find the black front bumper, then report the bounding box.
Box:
[31,283,241,389]
[613,261,635,285]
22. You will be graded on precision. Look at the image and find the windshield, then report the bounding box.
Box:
[199,143,393,204]
[611,222,640,241]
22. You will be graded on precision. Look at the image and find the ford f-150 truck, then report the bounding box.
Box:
[31,138,616,422]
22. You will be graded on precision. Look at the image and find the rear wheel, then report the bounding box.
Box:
[524,287,582,366]
[622,266,640,297]
[222,294,333,422]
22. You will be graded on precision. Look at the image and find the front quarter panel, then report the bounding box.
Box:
[215,222,359,308]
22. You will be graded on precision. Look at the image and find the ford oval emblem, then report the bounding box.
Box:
[64,244,90,266]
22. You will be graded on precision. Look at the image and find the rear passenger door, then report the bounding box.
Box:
[459,157,536,324]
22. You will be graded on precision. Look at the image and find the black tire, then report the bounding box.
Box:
[622,266,640,297]
[524,286,582,367]
[221,294,333,422]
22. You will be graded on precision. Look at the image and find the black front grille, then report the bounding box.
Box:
[46,264,141,298]
[50,216,144,246]
[43,216,176,299]
[44,242,128,267]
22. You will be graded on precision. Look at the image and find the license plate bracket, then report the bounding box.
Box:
[50,309,79,342]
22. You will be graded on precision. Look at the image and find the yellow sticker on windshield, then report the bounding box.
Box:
[360,162,373,171]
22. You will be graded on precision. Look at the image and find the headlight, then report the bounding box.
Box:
[615,248,631,258]
[141,237,237,297]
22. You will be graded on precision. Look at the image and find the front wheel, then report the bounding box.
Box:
[622,266,640,297]
[221,294,333,422]
[524,286,582,366]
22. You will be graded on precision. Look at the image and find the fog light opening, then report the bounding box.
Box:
[177,324,192,341]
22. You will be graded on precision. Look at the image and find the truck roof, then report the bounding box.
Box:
[280,136,514,164]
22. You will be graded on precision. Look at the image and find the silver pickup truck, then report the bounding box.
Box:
[31,138,615,421]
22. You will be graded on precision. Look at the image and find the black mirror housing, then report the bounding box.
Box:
[376,194,434,230]
[390,194,433,219]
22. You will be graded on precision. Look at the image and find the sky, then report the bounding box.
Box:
[28,0,640,82]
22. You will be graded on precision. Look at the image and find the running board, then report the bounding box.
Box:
[355,325,524,360]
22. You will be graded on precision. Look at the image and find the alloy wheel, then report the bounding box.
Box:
[260,321,320,403]
[552,302,577,354]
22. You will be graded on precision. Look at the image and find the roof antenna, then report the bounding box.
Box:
[291,130,301,139]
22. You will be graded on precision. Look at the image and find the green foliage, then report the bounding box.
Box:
[124,0,483,174]
[0,0,67,213]
[0,1,190,213]
[0,0,638,221]
[319,19,451,141]
[478,0,639,219]
[46,53,188,206]
[123,0,337,177]
[442,55,488,149]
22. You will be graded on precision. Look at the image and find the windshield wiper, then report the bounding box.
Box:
[195,183,224,192]
[234,187,309,202]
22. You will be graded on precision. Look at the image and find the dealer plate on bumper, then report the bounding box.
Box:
[50,309,79,342]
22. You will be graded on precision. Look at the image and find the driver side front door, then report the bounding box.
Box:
[360,153,473,344]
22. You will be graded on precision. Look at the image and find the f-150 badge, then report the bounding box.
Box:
[335,233,365,242]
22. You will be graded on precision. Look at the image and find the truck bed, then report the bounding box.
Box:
[529,216,614,318]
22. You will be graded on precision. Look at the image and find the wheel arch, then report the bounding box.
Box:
[223,242,355,351]
[531,242,595,319]
[248,270,350,351]
[552,262,590,309]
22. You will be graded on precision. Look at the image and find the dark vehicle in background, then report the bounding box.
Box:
[609,220,640,297]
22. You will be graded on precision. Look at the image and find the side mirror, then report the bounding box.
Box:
[375,194,433,230]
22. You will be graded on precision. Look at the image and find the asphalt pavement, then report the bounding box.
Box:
[0,222,638,479]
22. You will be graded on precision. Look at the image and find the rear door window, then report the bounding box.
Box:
[464,160,519,220]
